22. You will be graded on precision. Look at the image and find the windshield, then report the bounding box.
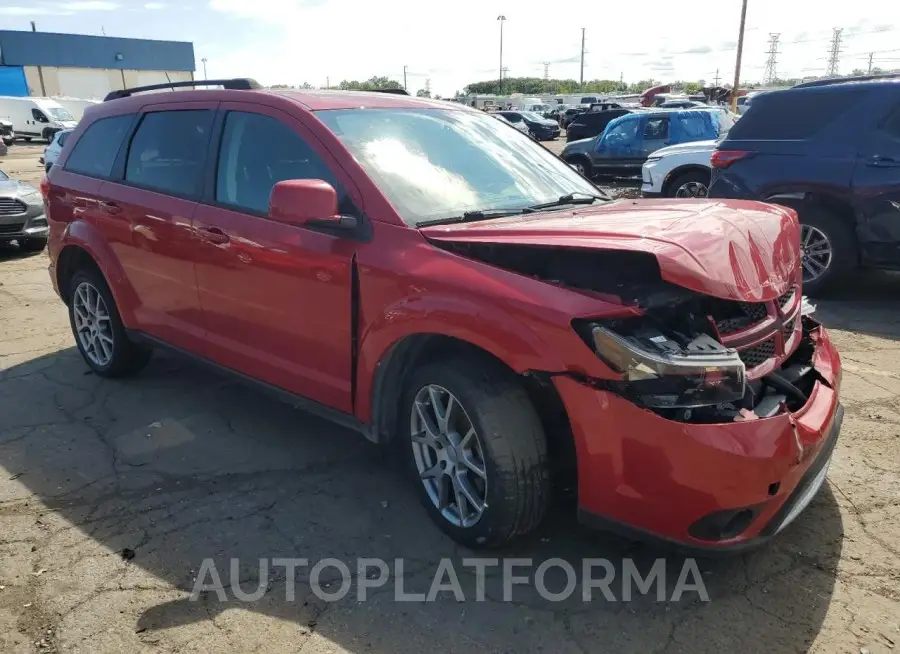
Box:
[316,108,600,227]
[521,112,547,122]
[46,107,75,121]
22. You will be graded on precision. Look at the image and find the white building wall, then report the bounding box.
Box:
[22,66,193,99]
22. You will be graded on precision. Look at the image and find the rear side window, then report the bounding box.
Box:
[65,114,133,178]
[57,131,70,147]
[728,89,865,140]
[643,117,669,140]
[125,110,214,198]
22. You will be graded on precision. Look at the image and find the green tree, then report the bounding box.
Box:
[338,76,403,91]
[416,88,431,98]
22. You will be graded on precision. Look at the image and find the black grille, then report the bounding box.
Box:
[739,338,776,368]
[0,222,25,235]
[778,289,796,311]
[714,301,768,334]
[783,317,796,341]
[0,198,27,216]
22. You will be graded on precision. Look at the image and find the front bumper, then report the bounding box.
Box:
[557,321,842,552]
[0,205,48,240]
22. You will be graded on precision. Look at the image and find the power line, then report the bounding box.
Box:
[825,27,843,77]
[763,33,780,83]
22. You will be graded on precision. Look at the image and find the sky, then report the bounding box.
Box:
[1,0,898,97]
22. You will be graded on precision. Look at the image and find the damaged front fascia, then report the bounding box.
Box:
[535,317,833,425]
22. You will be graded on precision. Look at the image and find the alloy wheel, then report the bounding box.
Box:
[73,281,114,367]
[799,224,833,283]
[410,384,487,528]
[674,181,708,198]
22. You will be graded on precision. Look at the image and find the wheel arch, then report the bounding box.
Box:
[662,164,711,195]
[765,191,860,262]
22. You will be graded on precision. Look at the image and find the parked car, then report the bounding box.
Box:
[566,108,633,143]
[0,96,77,142]
[0,168,48,250]
[0,118,13,147]
[496,111,560,140]
[709,74,900,295]
[562,107,735,177]
[641,139,716,198]
[41,128,74,172]
[548,104,571,123]
[561,105,588,129]
[493,113,531,136]
[43,78,842,552]
[659,100,707,109]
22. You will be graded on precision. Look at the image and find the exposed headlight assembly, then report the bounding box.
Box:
[584,322,746,409]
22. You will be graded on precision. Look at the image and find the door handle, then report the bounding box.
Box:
[99,201,121,215]
[868,155,900,168]
[200,226,230,245]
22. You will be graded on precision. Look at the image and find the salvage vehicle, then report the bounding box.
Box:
[496,110,560,140]
[562,107,735,177]
[641,139,720,198]
[0,168,48,250]
[709,74,900,294]
[566,108,633,143]
[0,118,13,147]
[493,113,532,136]
[43,79,843,551]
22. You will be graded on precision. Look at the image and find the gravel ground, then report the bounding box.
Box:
[0,143,898,653]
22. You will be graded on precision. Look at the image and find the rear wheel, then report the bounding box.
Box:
[402,357,549,548]
[795,206,857,295]
[667,170,710,198]
[567,156,592,178]
[67,268,152,376]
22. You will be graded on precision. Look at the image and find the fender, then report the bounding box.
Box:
[60,220,140,327]
[355,293,568,423]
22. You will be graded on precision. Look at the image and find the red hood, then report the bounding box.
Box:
[420,199,800,302]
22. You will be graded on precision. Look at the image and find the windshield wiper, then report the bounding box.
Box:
[416,209,525,228]
[525,192,610,212]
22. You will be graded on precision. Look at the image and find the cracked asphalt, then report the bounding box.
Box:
[1,144,899,653]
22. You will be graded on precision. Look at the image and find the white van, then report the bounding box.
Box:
[51,97,101,122]
[0,97,78,142]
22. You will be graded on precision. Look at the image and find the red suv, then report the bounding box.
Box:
[43,79,843,551]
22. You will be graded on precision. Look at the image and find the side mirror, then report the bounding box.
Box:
[269,179,355,229]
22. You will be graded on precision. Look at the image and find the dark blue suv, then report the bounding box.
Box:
[709,75,900,294]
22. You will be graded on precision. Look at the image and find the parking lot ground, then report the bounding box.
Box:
[1,144,899,653]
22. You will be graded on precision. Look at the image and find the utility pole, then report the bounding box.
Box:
[763,33,780,85]
[201,57,208,80]
[731,0,748,112]
[867,52,874,74]
[425,78,431,96]
[713,69,720,86]
[326,76,330,89]
[579,28,586,90]
[497,15,507,95]
[403,65,408,91]
[825,28,843,77]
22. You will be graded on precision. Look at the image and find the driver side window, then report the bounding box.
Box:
[32,109,48,123]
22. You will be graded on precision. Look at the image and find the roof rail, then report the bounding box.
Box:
[369,88,409,95]
[793,73,900,89]
[104,78,262,101]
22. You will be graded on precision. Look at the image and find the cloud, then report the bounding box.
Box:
[66,1,119,8]
[672,45,712,55]
[0,0,118,12]
[144,1,166,7]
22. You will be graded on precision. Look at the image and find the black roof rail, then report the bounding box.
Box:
[104,78,262,101]
[793,73,900,89]
[368,88,409,95]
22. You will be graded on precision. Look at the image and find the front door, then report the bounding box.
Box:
[192,103,360,412]
[852,102,900,267]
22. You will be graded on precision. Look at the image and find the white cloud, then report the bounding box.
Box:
[0,1,118,13]
[65,1,119,9]
[144,2,167,8]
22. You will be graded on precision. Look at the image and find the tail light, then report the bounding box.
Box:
[40,175,50,201]
[711,150,752,169]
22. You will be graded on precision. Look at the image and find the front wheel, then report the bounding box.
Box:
[667,170,710,198]
[402,357,549,548]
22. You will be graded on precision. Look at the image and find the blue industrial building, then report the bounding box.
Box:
[0,30,195,98]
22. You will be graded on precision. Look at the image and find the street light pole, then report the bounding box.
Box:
[731,0,748,111]
[201,57,208,80]
[403,65,408,91]
[497,15,506,95]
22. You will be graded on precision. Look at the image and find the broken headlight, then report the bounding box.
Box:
[585,322,747,409]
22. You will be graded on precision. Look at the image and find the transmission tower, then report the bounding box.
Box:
[763,33,780,85]
[425,78,431,95]
[825,28,843,77]
[543,62,550,80]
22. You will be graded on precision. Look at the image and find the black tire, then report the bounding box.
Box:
[67,268,152,377]
[794,205,857,296]
[666,169,710,198]
[401,356,549,548]
[566,155,592,178]
[23,137,32,142]
[19,237,47,252]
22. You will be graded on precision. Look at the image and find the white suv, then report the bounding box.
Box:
[640,139,717,198]
[40,128,73,173]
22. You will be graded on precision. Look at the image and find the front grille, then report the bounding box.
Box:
[0,222,25,235]
[778,288,796,311]
[714,301,768,334]
[0,198,28,216]
[783,317,796,341]
[739,338,776,368]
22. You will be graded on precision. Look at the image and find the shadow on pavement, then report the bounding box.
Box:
[0,343,845,653]
[814,269,900,342]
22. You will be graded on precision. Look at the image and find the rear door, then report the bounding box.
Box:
[852,97,900,267]
[97,102,216,352]
[641,115,670,157]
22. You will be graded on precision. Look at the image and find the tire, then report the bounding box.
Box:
[794,205,857,296]
[67,268,152,377]
[666,169,710,198]
[401,356,549,548]
[20,237,47,252]
[23,137,32,142]
[566,156,592,178]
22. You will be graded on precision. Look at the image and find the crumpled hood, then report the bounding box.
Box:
[649,139,717,157]
[420,199,799,302]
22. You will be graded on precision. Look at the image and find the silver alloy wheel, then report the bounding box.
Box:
[73,281,114,367]
[799,224,833,283]
[573,161,586,175]
[674,181,708,198]
[410,384,487,528]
